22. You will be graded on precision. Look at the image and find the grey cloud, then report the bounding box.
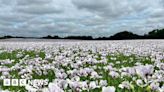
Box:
[0,0,164,37]
[0,13,35,23]
[72,0,109,10]
[16,0,52,5]
[15,0,63,15]
[16,5,62,14]
[72,0,160,19]
[149,8,164,18]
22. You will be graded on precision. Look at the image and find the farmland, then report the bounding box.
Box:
[0,40,164,92]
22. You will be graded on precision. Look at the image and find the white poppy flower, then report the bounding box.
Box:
[48,83,64,92]
[150,82,160,91]
[118,81,131,89]
[102,86,115,92]
[89,81,97,89]
[25,84,38,92]
[109,71,119,78]
[99,80,108,87]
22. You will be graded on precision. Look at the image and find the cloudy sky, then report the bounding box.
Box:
[0,0,164,37]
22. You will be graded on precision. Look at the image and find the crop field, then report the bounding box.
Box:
[0,40,164,92]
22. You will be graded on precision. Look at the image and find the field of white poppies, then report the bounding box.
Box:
[0,40,164,92]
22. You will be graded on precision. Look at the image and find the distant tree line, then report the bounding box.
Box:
[43,28,164,40]
[42,35,93,40]
[1,28,164,40]
[0,36,38,39]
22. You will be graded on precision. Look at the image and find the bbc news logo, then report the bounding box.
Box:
[3,79,26,86]
[3,79,49,87]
